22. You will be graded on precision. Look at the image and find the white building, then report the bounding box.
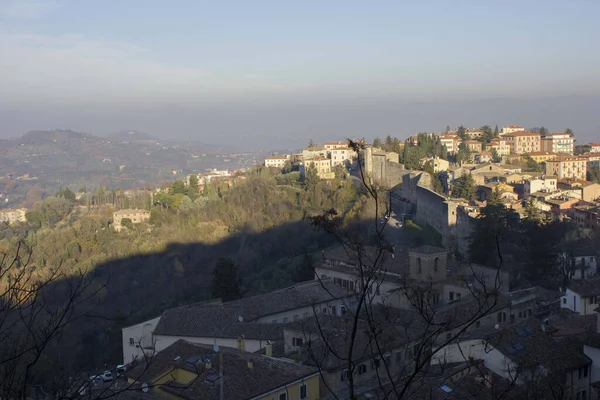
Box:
[561,278,600,315]
[590,143,600,154]
[264,154,290,168]
[569,249,598,281]
[500,125,526,136]
[523,176,558,197]
[0,208,27,224]
[330,147,355,167]
[121,280,355,364]
[541,132,575,155]
[121,317,161,365]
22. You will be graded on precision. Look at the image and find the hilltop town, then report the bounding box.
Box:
[2,124,600,400]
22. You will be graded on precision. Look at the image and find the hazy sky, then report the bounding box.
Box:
[1,0,599,148]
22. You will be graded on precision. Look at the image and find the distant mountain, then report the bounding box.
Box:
[0,130,264,206]
[106,130,158,143]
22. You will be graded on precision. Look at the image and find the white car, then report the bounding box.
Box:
[116,364,127,377]
[102,371,114,382]
[89,375,103,384]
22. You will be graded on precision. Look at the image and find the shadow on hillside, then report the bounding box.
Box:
[39,216,401,374]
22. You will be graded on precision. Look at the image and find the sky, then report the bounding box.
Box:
[1,0,599,148]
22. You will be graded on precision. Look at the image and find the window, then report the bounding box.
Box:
[579,365,589,379]
[279,393,287,400]
[372,359,380,369]
[331,306,337,315]
[129,338,134,346]
[563,298,567,304]
[417,258,422,274]
[395,351,403,363]
[341,370,349,381]
[293,314,299,321]
[282,317,288,323]
[358,364,367,375]
[446,333,451,340]
[376,286,381,295]
[292,337,304,347]
[303,312,308,318]
[341,305,347,315]
[434,258,439,272]
[449,292,454,301]
[299,383,307,399]
[475,321,481,328]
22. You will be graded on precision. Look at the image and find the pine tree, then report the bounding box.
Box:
[211,257,241,302]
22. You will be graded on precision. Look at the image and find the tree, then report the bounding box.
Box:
[120,217,133,229]
[493,125,499,137]
[523,197,543,225]
[293,254,315,283]
[565,128,573,136]
[587,165,600,182]
[282,161,293,174]
[303,163,320,189]
[373,137,382,148]
[178,195,194,212]
[457,125,469,142]
[170,180,186,195]
[486,186,502,206]
[455,142,472,165]
[211,257,241,302]
[490,148,502,163]
[188,175,199,199]
[480,125,493,144]
[308,138,315,147]
[452,173,476,200]
[538,126,548,136]
[524,155,543,172]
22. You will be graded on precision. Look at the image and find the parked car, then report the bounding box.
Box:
[89,375,103,384]
[116,365,127,377]
[396,222,403,228]
[102,371,114,382]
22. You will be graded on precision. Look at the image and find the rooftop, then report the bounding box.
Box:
[304,146,326,151]
[567,278,600,297]
[547,154,585,162]
[409,245,446,255]
[127,339,318,400]
[154,280,352,338]
[503,131,541,138]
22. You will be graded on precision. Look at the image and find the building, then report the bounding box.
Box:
[558,180,600,202]
[330,147,355,167]
[571,203,600,230]
[590,143,600,154]
[112,209,150,232]
[501,125,526,136]
[464,140,482,153]
[0,208,27,224]
[122,280,355,364]
[431,321,592,399]
[541,132,575,155]
[580,153,600,170]
[324,141,349,151]
[420,156,449,172]
[526,151,558,164]
[300,157,334,179]
[474,151,492,164]
[466,129,484,140]
[562,278,600,315]
[439,134,458,154]
[545,155,587,180]
[488,138,511,156]
[302,146,327,160]
[569,248,598,280]
[503,131,541,155]
[523,176,557,197]
[125,339,320,400]
[264,155,290,168]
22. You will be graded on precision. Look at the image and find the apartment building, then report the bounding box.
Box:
[330,147,355,167]
[526,152,558,163]
[501,125,525,136]
[488,138,511,156]
[503,131,541,154]
[590,143,600,154]
[464,140,482,153]
[264,154,290,168]
[439,133,458,154]
[541,132,575,155]
[523,176,557,197]
[545,155,587,180]
[301,157,334,179]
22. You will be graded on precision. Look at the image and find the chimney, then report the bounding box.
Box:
[265,341,272,357]
[237,335,246,352]
[247,358,253,369]
[205,358,212,370]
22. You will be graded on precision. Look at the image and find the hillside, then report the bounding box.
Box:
[0,130,266,207]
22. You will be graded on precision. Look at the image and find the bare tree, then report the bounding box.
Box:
[305,139,508,400]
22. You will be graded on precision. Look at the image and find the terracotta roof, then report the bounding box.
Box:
[264,155,288,160]
[547,154,584,162]
[527,151,558,156]
[304,146,325,151]
[505,125,523,128]
[324,141,347,145]
[127,340,318,400]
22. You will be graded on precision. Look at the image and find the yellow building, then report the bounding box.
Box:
[301,157,335,179]
[545,155,587,180]
[127,339,320,400]
[525,152,558,163]
[503,131,541,154]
